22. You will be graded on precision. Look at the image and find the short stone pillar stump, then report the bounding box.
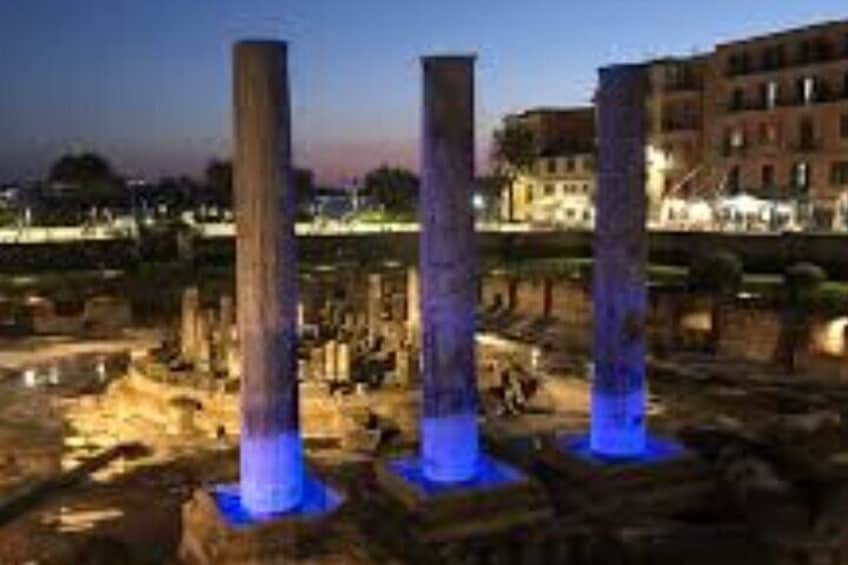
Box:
[179,471,344,564]
[539,434,714,526]
[372,454,556,564]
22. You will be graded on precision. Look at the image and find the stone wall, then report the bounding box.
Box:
[480,274,847,374]
[28,295,133,336]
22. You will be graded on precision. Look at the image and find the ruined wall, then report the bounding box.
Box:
[480,273,848,375]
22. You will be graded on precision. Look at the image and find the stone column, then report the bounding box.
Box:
[234,40,302,514]
[337,342,350,382]
[591,64,648,457]
[180,287,200,363]
[406,267,420,347]
[419,55,479,483]
[218,294,234,372]
[195,309,214,373]
[367,273,382,347]
[324,340,338,381]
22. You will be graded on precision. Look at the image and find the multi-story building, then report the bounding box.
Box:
[499,107,596,225]
[500,19,848,230]
[645,56,712,218]
[711,20,848,228]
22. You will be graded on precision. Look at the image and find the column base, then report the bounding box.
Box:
[179,470,344,564]
[539,433,715,525]
[371,453,559,564]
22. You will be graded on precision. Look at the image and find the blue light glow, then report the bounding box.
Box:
[387,453,525,499]
[560,433,685,466]
[240,431,304,515]
[212,470,342,528]
[422,412,479,483]
[590,365,646,457]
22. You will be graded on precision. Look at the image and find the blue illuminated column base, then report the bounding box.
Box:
[559,433,685,466]
[422,413,479,483]
[386,453,526,499]
[590,386,646,458]
[211,470,343,527]
[240,431,304,516]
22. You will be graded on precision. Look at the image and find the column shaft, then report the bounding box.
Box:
[419,55,479,482]
[591,64,648,457]
[234,40,302,513]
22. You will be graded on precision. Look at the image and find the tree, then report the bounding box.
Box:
[774,262,826,374]
[203,159,233,208]
[688,251,743,353]
[201,159,313,218]
[362,165,419,219]
[491,121,536,222]
[47,152,124,207]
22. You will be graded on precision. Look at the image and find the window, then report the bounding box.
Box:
[722,128,733,155]
[544,184,555,196]
[546,159,556,175]
[798,76,816,104]
[525,185,534,204]
[792,162,811,192]
[767,81,779,108]
[799,116,815,149]
[728,166,740,194]
[831,162,848,185]
[762,164,775,188]
[731,88,744,110]
[731,128,745,149]
[582,184,589,193]
[841,114,848,139]
[799,40,812,64]
[566,158,576,172]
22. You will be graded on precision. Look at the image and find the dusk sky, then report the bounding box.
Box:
[1,1,846,185]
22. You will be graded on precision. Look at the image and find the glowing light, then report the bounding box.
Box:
[48,364,60,385]
[240,432,304,515]
[817,316,848,357]
[213,471,342,526]
[387,454,525,498]
[22,368,36,388]
[421,413,479,483]
[472,194,485,210]
[560,433,685,465]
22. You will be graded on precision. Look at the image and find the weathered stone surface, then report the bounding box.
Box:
[419,55,479,483]
[591,64,649,456]
[180,287,200,363]
[233,40,302,514]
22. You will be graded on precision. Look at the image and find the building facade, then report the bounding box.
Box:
[499,107,596,225]
[500,19,848,230]
[710,20,848,228]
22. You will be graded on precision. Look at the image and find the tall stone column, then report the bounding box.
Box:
[419,55,479,483]
[591,64,648,457]
[180,287,199,363]
[195,309,213,373]
[234,40,302,513]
